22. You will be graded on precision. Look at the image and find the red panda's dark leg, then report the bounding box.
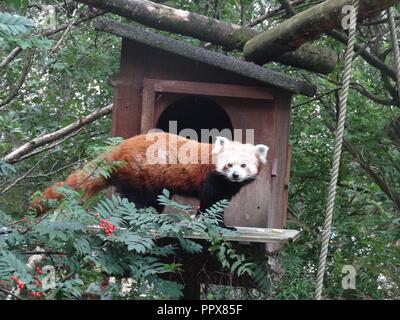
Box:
[198,173,252,230]
[198,174,233,229]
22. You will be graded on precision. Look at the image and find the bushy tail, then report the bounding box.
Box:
[30,167,110,215]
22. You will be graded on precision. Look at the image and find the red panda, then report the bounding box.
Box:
[30,132,269,227]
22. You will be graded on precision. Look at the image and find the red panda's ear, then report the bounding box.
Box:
[255,144,269,164]
[212,136,230,154]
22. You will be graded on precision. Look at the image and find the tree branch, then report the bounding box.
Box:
[49,6,83,55]
[277,0,296,16]
[26,160,82,179]
[17,128,84,162]
[350,82,394,105]
[2,150,53,194]
[342,138,400,211]
[316,73,395,106]
[319,96,400,210]
[243,0,400,64]
[2,104,112,164]
[0,50,35,111]
[0,47,22,71]
[78,0,257,50]
[292,87,341,109]
[0,286,23,300]
[246,0,306,27]
[76,0,338,74]
[328,29,396,80]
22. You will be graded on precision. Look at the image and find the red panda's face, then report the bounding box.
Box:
[212,137,269,182]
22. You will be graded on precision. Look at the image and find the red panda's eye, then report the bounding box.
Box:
[241,164,247,168]
[227,163,233,168]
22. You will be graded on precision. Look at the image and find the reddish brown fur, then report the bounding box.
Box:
[30,133,215,214]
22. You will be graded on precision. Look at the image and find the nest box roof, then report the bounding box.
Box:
[96,19,316,97]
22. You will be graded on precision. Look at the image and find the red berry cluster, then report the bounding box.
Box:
[10,276,25,290]
[33,275,42,288]
[30,266,45,298]
[99,219,116,236]
[35,266,43,275]
[10,267,45,299]
[30,291,43,298]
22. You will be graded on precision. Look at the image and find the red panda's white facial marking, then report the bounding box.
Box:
[212,137,269,182]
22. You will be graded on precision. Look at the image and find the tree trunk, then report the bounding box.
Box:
[76,0,338,74]
[243,0,400,64]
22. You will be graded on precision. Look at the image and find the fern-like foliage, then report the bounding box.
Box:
[0,160,16,177]
[82,158,126,180]
[0,251,29,279]
[0,12,34,35]
[4,0,29,10]
[250,258,272,292]
[0,188,269,300]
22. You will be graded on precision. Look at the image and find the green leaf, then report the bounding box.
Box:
[0,160,16,176]
[178,237,203,254]
[0,12,34,35]
[4,0,29,9]
[73,238,92,256]
[0,251,28,279]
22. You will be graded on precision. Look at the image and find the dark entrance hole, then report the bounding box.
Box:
[156,96,233,143]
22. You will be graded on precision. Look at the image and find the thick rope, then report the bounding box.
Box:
[387,7,400,100]
[314,0,359,300]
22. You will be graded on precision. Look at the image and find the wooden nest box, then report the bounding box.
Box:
[98,20,316,246]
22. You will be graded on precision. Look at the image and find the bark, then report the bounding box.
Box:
[78,0,258,49]
[243,0,400,64]
[275,43,338,75]
[76,0,338,74]
[2,104,112,164]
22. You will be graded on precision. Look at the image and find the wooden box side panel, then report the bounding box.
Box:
[269,91,292,229]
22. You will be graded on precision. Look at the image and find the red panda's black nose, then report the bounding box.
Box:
[232,173,239,180]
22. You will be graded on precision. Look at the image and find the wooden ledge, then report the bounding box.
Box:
[185,226,300,244]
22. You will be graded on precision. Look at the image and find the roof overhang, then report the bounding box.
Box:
[96,18,317,97]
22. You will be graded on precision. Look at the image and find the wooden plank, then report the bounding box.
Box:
[112,38,146,138]
[141,80,156,133]
[269,91,292,230]
[283,144,292,218]
[284,144,292,190]
[151,79,274,100]
[267,91,292,252]
[185,226,300,244]
[87,225,300,244]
